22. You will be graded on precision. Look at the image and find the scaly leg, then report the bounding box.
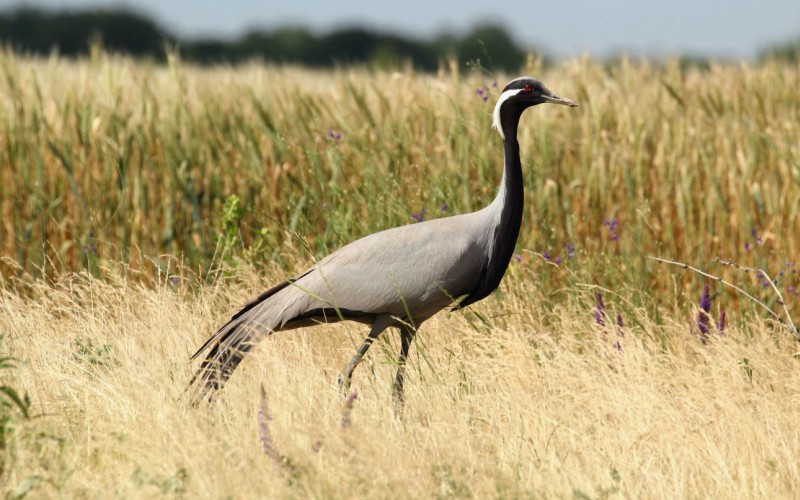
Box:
[393,323,416,411]
[338,315,394,394]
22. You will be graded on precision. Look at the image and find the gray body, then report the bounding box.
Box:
[189,77,577,405]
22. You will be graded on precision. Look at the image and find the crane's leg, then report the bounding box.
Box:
[338,315,394,394]
[393,323,417,411]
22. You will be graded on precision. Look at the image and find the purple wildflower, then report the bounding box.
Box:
[616,313,624,333]
[258,385,281,462]
[341,391,358,429]
[514,254,522,263]
[542,251,551,261]
[476,88,484,96]
[697,284,711,342]
[411,207,426,222]
[554,256,562,265]
[744,242,751,252]
[700,283,712,313]
[440,203,447,213]
[492,80,498,87]
[594,292,606,326]
[170,276,179,286]
[565,242,576,258]
[717,308,726,333]
[750,229,762,245]
[604,217,620,241]
[327,129,342,146]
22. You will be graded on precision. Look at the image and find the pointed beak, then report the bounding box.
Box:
[544,93,579,107]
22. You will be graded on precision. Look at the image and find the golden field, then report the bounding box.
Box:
[1,51,799,498]
[2,267,798,498]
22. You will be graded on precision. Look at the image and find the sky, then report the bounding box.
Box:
[6,0,800,59]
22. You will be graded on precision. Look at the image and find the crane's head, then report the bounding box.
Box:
[492,76,578,139]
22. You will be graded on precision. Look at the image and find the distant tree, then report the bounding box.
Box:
[271,27,318,62]
[319,27,382,65]
[235,27,321,64]
[0,7,532,72]
[182,38,240,64]
[677,55,711,71]
[457,23,527,72]
[236,31,280,61]
[759,38,800,63]
[0,7,169,58]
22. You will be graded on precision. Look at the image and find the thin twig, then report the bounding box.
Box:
[648,256,799,341]
[713,257,798,340]
[647,257,775,319]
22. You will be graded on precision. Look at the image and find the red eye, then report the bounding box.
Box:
[524,84,533,92]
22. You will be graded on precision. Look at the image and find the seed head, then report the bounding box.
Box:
[411,207,426,222]
[717,308,726,333]
[700,283,711,313]
[697,284,711,341]
[594,292,606,326]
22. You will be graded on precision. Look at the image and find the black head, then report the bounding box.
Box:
[492,76,577,138]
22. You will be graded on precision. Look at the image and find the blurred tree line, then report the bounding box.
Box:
[2,7,797,69]
[0,7,531,71]
[760,39,800,63]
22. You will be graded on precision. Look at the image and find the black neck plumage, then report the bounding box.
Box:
[456,104,525,309]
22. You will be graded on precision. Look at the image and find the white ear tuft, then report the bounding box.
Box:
[491,88,523,139]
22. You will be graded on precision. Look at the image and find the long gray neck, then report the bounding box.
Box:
[489,114,524,282]
[457,106,525,308]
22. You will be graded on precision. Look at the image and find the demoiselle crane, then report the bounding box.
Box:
[189,77,578,405]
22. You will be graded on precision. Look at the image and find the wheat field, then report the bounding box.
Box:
[1,51,799,498]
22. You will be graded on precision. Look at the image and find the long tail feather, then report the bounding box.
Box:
[187,276,305,401]
[188,321,261,399]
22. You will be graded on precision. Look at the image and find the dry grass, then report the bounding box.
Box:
[2,266,798,498]
[1,52,799,498]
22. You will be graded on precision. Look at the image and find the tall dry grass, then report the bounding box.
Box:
[1,51,798,297]
[1,266,798,498]
[1,52,799,498]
